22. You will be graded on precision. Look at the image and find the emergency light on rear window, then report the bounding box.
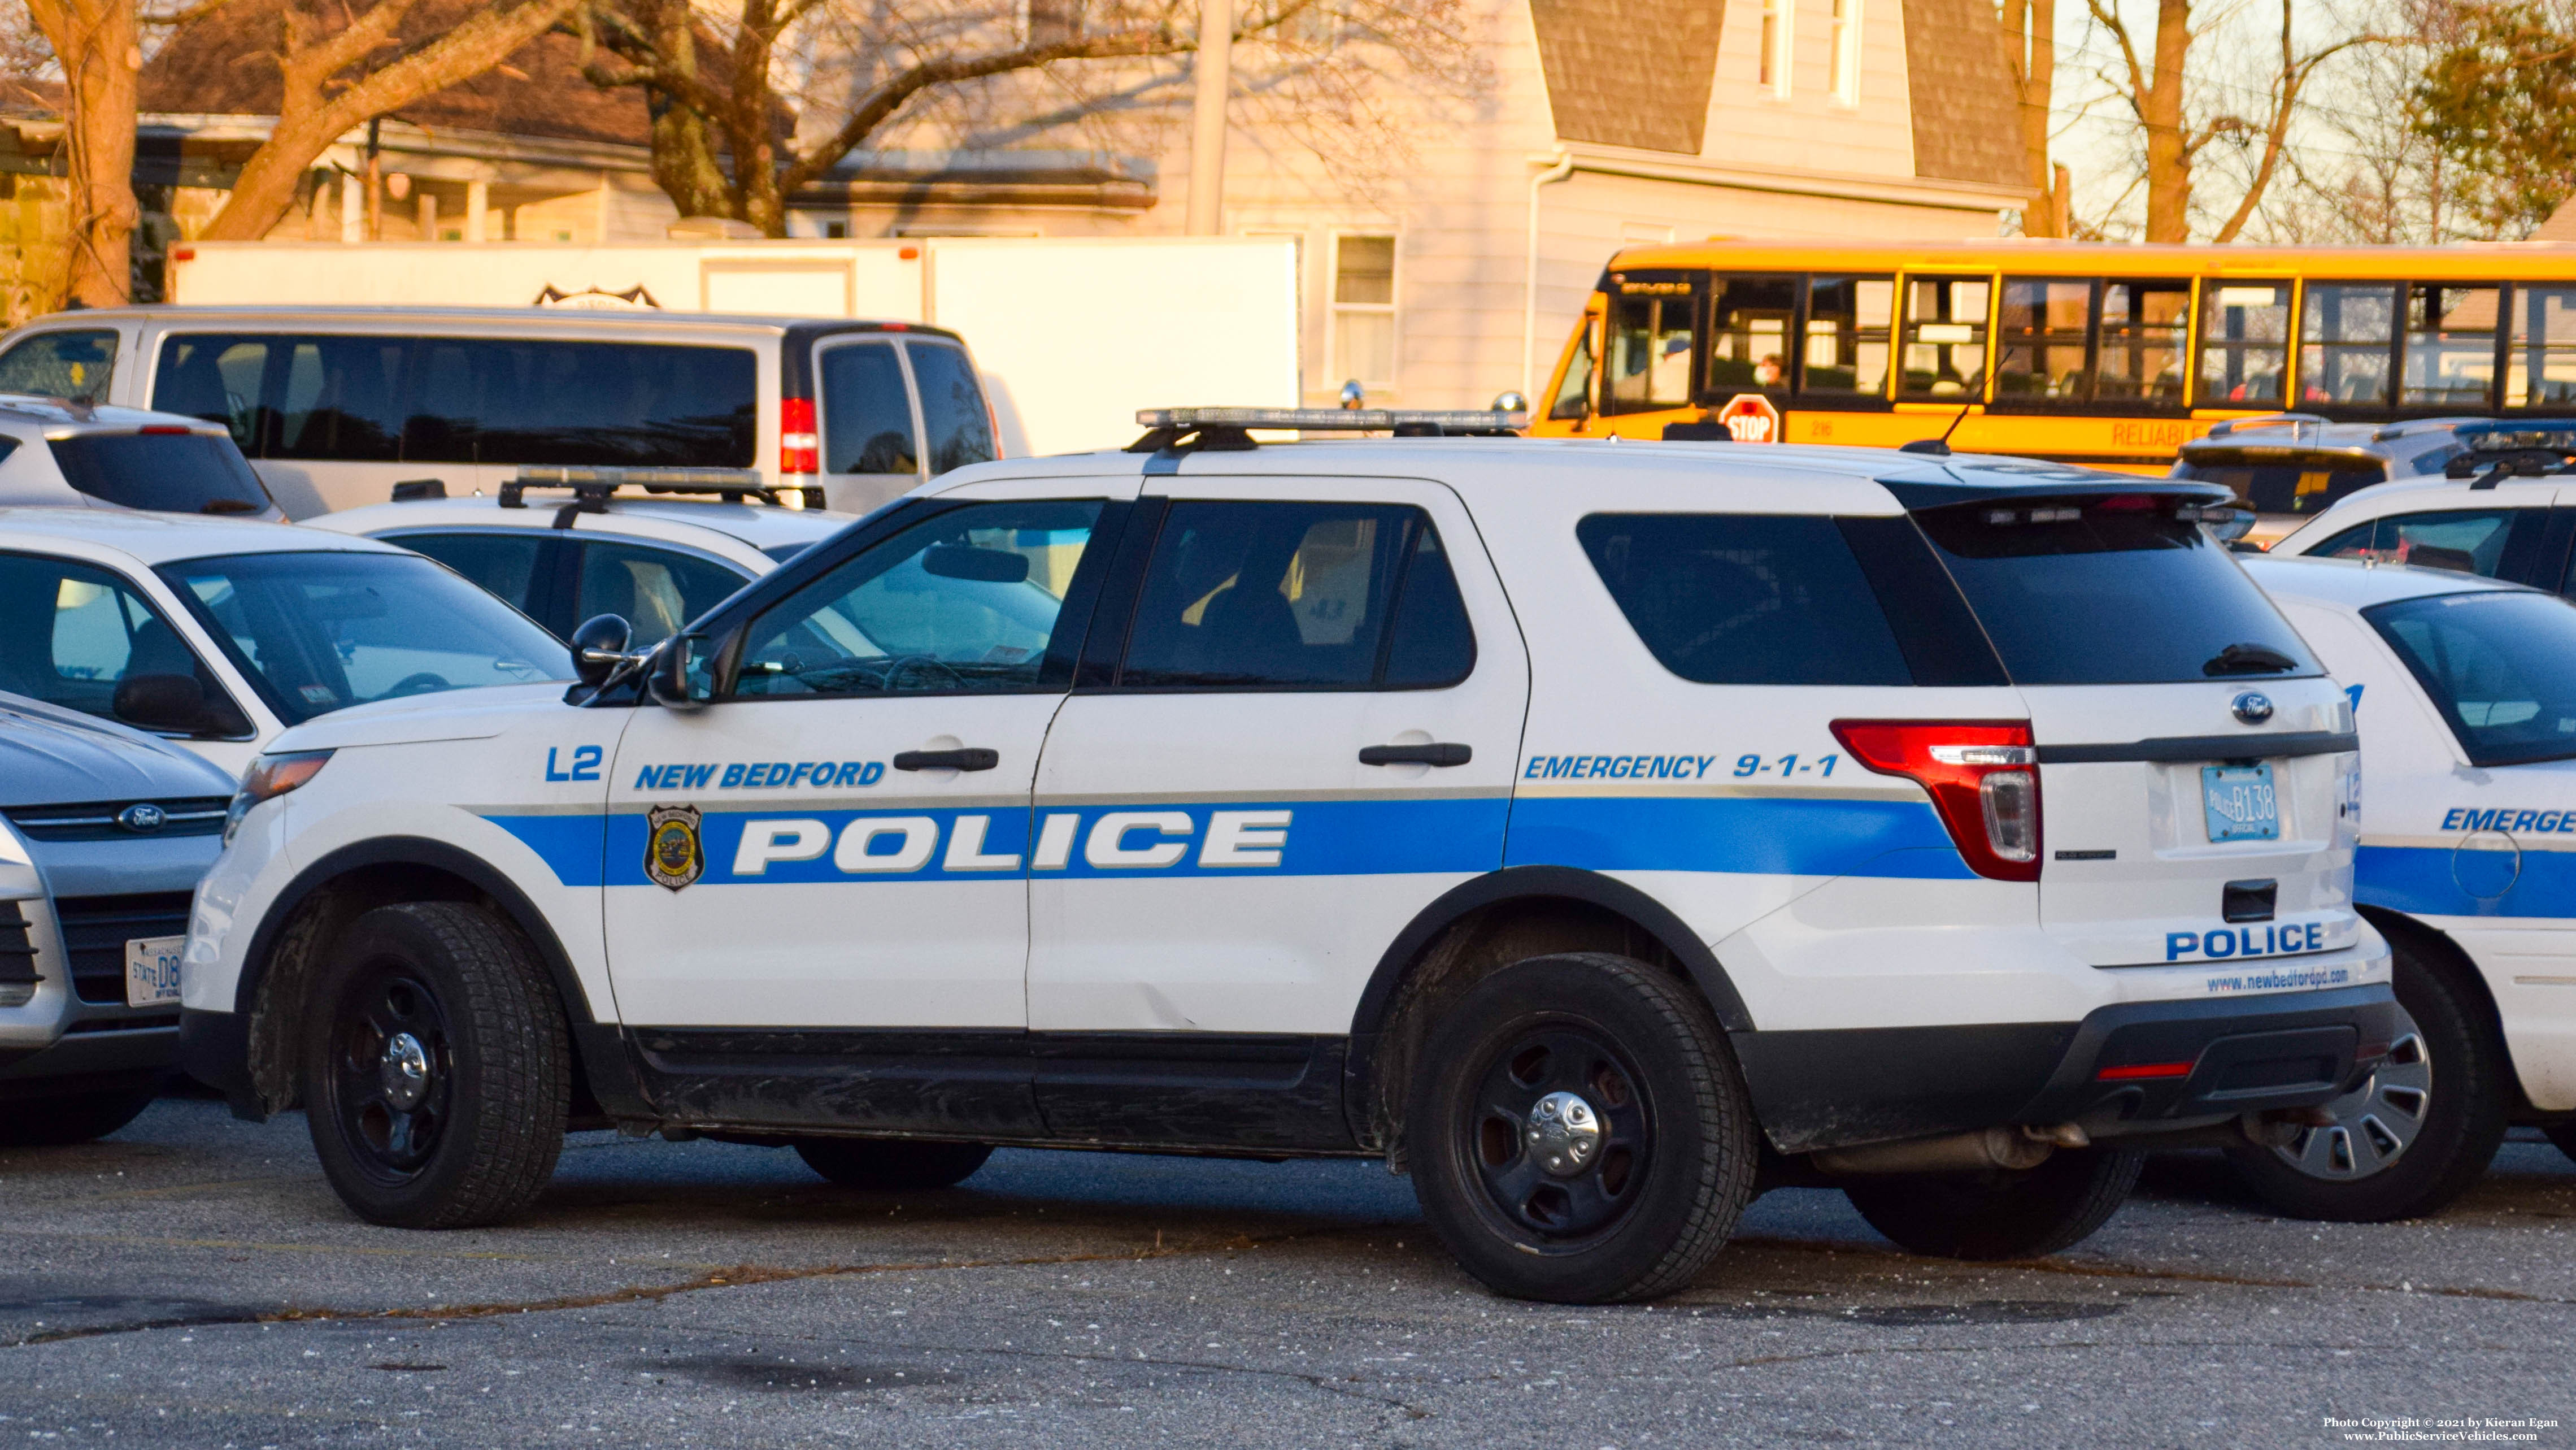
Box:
[1135,407,1528,432]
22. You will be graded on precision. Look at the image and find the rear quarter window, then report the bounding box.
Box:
[1912,494,2319,685]
[2366,591,2576,766]
[49,432,274,515]
[1578,514,1915,686]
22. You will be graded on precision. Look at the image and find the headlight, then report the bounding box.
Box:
[224,750,333,844]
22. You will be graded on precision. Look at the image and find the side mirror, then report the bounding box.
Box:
[569,613,634,688]
[647,631,717,711]
[113,673,209,733]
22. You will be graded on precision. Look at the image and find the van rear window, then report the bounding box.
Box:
[49,432,274,515]
[1911,495,2320,685]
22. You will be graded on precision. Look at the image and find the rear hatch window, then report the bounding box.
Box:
[2366,589,2576,766]
[2174,454,2384,517]
[49,432,275,515]
[1911,494,2319,685]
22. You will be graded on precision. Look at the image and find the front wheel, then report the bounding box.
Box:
[1844,1146,2145,1260]
[302,902,569,1228]
[2226,937,2507,1222]
[1406,952,1757,1304]
[794,1138,991,1190]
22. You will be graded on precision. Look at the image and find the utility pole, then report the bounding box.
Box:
[1185,0,1231,236]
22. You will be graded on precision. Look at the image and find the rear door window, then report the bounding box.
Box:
[450,340,757,468]
[1116,502,1472,691]
[2304,508,2534,578]
[819,341,919,477]
[2367,590,2576,766]
[572,540,748,648]
[0,330,118,405]
[906,342,996,476]
[48,432,275,515]
[1912,493,2319,685]
[271,336,405,462]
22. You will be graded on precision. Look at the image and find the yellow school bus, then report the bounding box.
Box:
[1530,240,2576,470]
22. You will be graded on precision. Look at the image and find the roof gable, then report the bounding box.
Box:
[1528,0,1723,155]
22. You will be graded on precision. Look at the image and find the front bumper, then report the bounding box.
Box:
[0,1023,176,1101]
[1737,983,2399,1153]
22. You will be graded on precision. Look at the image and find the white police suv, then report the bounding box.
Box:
[180,413,2395,1303]
[2239,556,2576,1218]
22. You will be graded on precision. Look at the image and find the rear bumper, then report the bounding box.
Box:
[1737,983,2399,1153]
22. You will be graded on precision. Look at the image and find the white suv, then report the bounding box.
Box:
[180,417,2395,1303]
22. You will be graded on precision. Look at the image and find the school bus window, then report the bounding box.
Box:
[1606,286,1695,414]
[1996,278,2094,401]
[2404,284,2499,408]
[1550,322,1596,421]
[2508,286,2576,408]
[1900,276,1990,400]
[2199,283,2291,405]
[1706,275,1799,395]
[2095,280,2188,403]
[1799,276,1894,397]
[2300,283,2397,407]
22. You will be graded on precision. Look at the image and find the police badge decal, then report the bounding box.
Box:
[645,804,704,891]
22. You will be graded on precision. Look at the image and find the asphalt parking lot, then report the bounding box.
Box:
[0,1096,2569,1449]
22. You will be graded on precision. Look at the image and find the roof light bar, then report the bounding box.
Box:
[501,466,824,514]
[1134,407,1528,432]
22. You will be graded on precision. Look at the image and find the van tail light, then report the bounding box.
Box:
[780,396,819,476]
[1830,719,2041,882]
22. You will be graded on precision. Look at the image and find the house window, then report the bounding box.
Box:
[1332,235,1396,389]
[1760,0,1792,97]
[1830,0,1859,102]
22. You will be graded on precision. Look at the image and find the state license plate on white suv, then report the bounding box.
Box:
[2201,763,2279,843]
[124,936,184,1008]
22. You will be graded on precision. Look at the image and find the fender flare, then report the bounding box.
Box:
[1340,866,1755,1147]
[235,836,647,1118]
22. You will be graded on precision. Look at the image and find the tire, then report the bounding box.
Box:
[794,1138,993,1190]
[2225,935,2508,1222]
[301,902,569,1229]
[0,1080,158,1146]
[1404,952,1757,1304]
[1844,1146,2145,1260]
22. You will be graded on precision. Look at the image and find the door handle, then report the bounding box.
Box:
[1359,743,1472,767]
[893,748,1000,772]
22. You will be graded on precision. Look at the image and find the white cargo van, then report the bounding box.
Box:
[0,308,998,520]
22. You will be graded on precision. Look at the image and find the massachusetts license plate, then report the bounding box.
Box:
[124,936,184,1009]
[2202,763,2279,843]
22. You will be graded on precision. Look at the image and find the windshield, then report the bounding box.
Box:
[156,551,571,724]
[49,432,274,515]
[2366,590,2576,767]
[1912,494,2320,685]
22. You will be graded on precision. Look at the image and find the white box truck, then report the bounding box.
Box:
[165,237,1302,461]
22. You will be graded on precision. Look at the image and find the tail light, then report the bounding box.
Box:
[1830,720,2041,882]
[780,396,819,476]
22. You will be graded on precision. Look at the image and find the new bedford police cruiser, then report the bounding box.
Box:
[180,409,2397,1304]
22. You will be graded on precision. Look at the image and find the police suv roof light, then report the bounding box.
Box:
[1127,406,1530,455]
[500,465,828,516]
[2442,422,2576,488]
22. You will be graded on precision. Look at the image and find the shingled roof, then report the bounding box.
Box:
[1528,0,1724,155]
[1900,0,2023,188]
[140,0,649,149]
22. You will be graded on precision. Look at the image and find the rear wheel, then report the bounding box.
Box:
[2226,937,2507,1222]
[1844,1146,2144,1260]
[0,1080,159,1146]
[302,902,569,1228]
[793,1138,991,1190]
[1406,952,1756,1304]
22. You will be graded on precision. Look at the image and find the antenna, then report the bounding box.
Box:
[1898,406,1975,457]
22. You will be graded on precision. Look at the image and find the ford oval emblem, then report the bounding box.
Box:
[116,802,166,832]
[2231,691,2275,726]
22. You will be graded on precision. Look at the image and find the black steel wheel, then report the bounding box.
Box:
[1407,952,1755,1304]
[302,903,567,1228]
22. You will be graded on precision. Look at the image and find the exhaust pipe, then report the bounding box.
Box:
[1811,1123,2083,1177]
